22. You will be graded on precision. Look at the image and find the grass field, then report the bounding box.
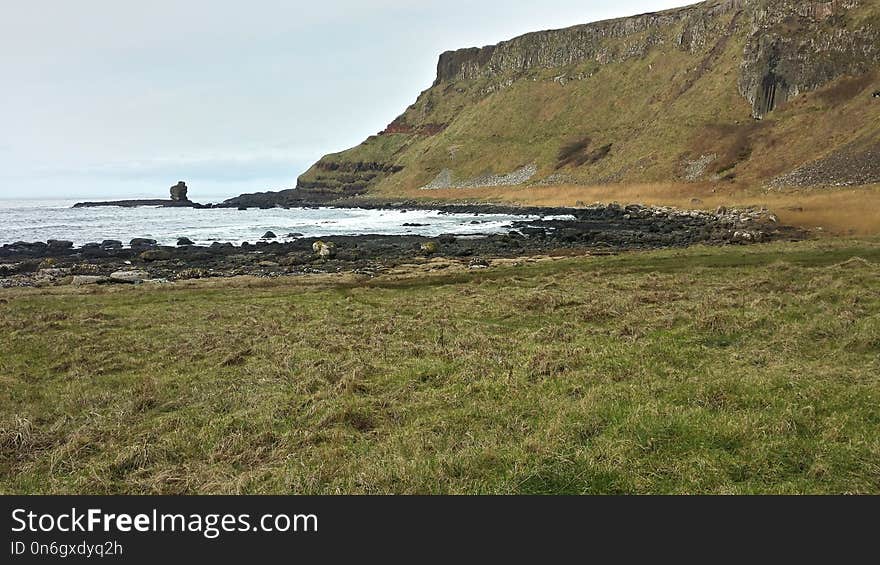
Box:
[2,238,879,494]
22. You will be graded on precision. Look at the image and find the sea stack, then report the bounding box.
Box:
[170,181,189,202]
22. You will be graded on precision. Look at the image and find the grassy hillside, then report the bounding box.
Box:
[294,0,880,204]
[3,238,879,494]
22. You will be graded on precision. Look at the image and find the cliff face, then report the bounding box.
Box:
[275,0,880,204]
[435,0,878,118]
[434,1,739,83]
[739,0,879,118]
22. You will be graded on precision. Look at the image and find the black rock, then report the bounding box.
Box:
[262,231,277,239]
[170,181,189,202]
[287,232,304,238]
[12,241,47,251]
[47,240,73,249]
[102,240,123,249]
[81,247,109,259]
[520,227,546,238]
[81,242,101,249]
[559,230,581,243]
[130,238,157,247]
[177,237,195,246]
[74,199,206,209]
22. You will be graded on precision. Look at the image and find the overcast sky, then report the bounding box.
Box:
[1,0,691,200]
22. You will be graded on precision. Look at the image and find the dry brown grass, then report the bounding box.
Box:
[411,183,880,236]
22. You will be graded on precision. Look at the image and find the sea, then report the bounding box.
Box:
[0,197,549,247]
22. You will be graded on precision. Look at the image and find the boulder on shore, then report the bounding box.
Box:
[130,238,158,247]
[312,240,336,259]
[47,240,73,250]
[109,270,150,283]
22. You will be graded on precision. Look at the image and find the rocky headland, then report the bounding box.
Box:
[250,0,880,206]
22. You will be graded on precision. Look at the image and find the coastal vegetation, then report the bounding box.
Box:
[399,183,880,236]
[2,237,878,494]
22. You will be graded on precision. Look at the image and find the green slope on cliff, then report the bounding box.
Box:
[277,0,880,204]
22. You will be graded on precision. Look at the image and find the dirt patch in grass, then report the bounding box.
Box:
[556,137,613,170]
[817,73,876,106]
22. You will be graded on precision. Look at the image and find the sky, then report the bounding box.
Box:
[0,0,692,201]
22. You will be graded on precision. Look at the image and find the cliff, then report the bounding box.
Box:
[232,0,880,207]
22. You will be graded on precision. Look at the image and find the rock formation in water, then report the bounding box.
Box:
[74,181,206,208]
[170,181,189,202]
[73,198,206,209]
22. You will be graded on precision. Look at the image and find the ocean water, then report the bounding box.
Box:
[0,198,553,247]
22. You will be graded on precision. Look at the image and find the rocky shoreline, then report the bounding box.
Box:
[1,203,803,288]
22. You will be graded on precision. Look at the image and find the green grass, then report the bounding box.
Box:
[2,238,880,494]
